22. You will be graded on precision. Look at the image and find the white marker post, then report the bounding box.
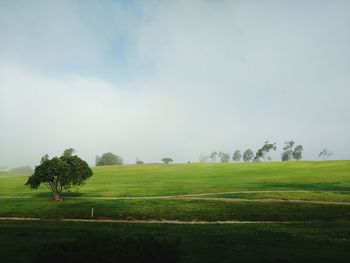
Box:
[91,208,94,218]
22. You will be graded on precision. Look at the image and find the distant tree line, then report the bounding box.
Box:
[201,140,307,163]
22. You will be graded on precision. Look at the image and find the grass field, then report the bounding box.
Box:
[1,161,350,197]
[1,160,350,262]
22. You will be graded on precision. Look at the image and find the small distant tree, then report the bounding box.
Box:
[210,151,218,162]
[218,152,230,163]
[95,156,101,166]
[199,154,210,163]
[292,145,303,161]
[319,149,332,160]
[63,148,75,157]
[243,149,254,162]
[41,154,49,164]
[281,140,295,161]
[232,150,242,162]
[161,158,173,164]
[136,160,144,165]
[97,152,123,166]
[25,150,92,201]
[255,141,277,162]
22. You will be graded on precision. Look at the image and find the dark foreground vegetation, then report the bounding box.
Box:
[1,220,350,263]
[33,234,179,263]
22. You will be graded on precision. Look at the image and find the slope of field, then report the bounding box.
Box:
[1,161,349,197]
[0,161,349,221]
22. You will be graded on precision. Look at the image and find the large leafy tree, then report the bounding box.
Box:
[96,152,123,166]
[25,150,92,201]
[232,150,242,162]
[243,149,254,162]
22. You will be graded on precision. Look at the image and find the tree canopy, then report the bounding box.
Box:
[281,140,295,161]
[292,145,303,161]
[254,141,277,162]
[232,150,242,162]
[218,152,230,163]
[319,149,332,160]
[281,141,303,161]
[210,151,218,162]
[96,152,123,166]
[62,148,75,157]
[161,158,173,164]
[243,149,254,162]
[25,149,92,201]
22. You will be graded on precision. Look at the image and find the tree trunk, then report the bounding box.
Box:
[53,190,61,201]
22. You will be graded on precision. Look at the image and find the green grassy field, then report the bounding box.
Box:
[1,161,350,197]
[1,161,350,262]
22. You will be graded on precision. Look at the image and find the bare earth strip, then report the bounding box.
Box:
[172,197,350,205]
[0,217,349,224]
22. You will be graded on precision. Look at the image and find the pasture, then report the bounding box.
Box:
[1,160,350,262]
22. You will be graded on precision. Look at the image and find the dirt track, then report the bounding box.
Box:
[0,217,348,224]
[1,190,350,205]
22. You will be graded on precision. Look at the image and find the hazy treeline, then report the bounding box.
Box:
[93,141,333,167]
[200,140,315,163]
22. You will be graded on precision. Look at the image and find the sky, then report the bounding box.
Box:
[0,0,349,167]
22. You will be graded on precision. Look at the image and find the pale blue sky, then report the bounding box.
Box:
[0,0,349,166]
